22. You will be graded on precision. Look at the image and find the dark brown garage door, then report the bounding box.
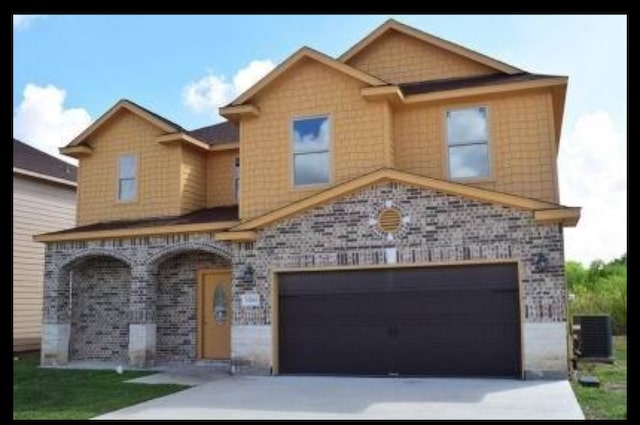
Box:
[278,263,520,377]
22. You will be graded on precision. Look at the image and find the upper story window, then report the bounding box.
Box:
[233,157,240,202]
[118,155,137,202]
[292,115,330,187]
[446,107,490,180]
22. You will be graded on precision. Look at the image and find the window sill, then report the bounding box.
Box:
[449,177,496,184]
[292,182,332,191]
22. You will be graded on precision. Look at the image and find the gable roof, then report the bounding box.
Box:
[230,47,387,106]
[13,138,77,184]
[339,19,522,75]
[188,121,239,145]
[231,168,580,231]
[65,99,184,147]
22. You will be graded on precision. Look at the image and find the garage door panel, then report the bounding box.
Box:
[280,324,391,374]
[395,349,517,376]
[280,294,394,326]
[278,263,520,377]
[387,291,518,321]
[395,322,519,376]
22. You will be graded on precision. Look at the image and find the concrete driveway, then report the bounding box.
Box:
[95,376,584,420]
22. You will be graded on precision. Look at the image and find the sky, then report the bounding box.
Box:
[13,15,627,265]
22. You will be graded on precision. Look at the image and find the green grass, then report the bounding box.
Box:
[571,336,627,419]
[13,352,187,419]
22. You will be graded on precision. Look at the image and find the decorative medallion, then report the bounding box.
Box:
[368,199,411,241]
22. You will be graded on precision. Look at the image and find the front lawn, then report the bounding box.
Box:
[571,336,627,419]
[13,352,187,419]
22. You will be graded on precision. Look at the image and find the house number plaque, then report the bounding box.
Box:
[241,292,261,307]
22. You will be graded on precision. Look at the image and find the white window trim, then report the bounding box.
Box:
[444,105,494,183]
[291,114,333,188]
[116,154,138,203]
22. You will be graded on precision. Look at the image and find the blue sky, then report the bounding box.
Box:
[13,15,627,265]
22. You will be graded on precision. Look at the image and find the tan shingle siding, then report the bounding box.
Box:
[180,145,207,213]
[206,149,238,207]
[394,89,557,202]
[240,58,389,219]
[347,30,497,84]
[77,110,181,225]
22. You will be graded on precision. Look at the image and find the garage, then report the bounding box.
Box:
[277,263,521,377]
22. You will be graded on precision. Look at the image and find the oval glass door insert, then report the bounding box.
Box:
[214,283,228,325]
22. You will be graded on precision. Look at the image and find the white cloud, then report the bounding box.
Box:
[183,75,234,115]
[559,111,627,265]
[13,83,93,164]
[183,59,275,122]
[232,60,276,95]
[13,15,46,30]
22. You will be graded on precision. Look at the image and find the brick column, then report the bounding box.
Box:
[41,262,71,366]
[128,265,156,367]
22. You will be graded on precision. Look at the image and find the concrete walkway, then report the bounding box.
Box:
[125,370,228,387]
[95,376,584,420]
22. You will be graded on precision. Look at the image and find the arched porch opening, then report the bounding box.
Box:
[61,253,132,362]
[149,247,232,364]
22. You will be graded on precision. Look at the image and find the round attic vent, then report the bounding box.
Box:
[377,208,402,234]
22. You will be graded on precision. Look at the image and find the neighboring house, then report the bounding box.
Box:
[35,20,580,379]
[13,139,77,351]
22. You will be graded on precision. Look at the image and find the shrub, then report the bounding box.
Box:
[567,255,627,335]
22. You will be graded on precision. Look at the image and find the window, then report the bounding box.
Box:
[292,115,330,186]
[118,155,137,201]
[233,157,240,202]
[446,107,490,179]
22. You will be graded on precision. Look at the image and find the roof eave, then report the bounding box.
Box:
[156,132,211,151]
[66,100,180,148]
[13,167,77,187]
[229,47,387,107]
[59,145,93,158]
[230,168,578,232]
[219,105,260,122]
[403,77,568,105]
[33,220,240,243]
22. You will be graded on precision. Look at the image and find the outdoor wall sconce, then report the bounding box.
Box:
[533,253,549,273]
[243,264,255,284]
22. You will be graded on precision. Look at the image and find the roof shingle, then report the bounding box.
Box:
[13,139,77,183]
[399,72,563,96]
[48,205,238,235]
[188,121,238,145]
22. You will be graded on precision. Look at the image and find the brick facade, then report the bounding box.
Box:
[41,234,231,366]
[69,257,130,361]
[232,181,565,327]
[41,181,567,377]
[156,251,228,363]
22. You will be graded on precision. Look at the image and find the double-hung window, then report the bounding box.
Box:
[118,155,137,201]
[292,115,330,186]
[446,107,490,180]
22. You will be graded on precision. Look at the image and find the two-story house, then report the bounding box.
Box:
[36,19,579,379]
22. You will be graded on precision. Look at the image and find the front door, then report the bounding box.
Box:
[199,269,232,359]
